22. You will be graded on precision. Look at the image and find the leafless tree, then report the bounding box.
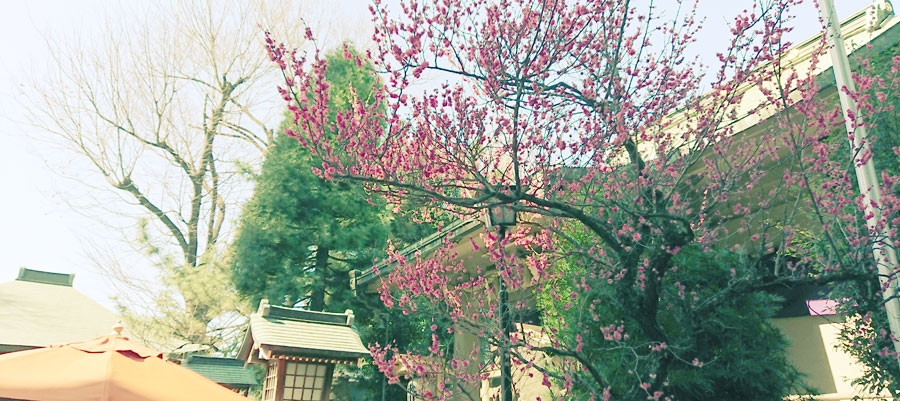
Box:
[23,0,371,352]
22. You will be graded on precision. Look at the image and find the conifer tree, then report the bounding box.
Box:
[232,46,387,311]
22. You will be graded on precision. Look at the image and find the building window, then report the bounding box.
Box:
[282,362,331,401]
[262,360,279,401]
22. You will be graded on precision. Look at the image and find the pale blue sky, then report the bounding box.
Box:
[0,0,125,307]
[0,0,862,309]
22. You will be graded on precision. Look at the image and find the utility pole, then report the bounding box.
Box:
[816,0,900,358]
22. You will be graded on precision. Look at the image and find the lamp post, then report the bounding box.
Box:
[486,204,516,401]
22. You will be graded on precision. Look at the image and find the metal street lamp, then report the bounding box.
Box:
[487,204,518,228]
[486,203,516,401]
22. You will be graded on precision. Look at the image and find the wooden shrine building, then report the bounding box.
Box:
[237,299,370,401]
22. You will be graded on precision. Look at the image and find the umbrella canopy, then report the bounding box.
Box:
[0,329,250,401]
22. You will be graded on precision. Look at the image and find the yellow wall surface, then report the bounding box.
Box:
[773,315,874,400]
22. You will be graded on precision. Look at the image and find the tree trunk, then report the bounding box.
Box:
[310,246,329,311]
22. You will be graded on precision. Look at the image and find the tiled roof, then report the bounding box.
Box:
[0,268,120,350]
[238,300,370,362]
[182,355,259,388]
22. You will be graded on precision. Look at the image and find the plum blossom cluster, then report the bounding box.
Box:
[265,0,900,399]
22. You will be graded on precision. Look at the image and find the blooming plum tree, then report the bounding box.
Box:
[267,0,900,399]
[831,43,900,396]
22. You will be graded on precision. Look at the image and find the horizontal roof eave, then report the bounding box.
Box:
[357,218,484,287]
[261,303,352,325]
[659,7,900,158]
[15,268,74,287]
[263,344,370,360]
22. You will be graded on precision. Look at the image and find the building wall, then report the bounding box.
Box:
[772,315,873,399]
[465,318,874,401]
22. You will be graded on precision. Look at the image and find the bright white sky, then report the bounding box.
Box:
[0,0,124,307]
[0,0,862,309]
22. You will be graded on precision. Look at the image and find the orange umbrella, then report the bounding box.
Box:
[0,327,250,401]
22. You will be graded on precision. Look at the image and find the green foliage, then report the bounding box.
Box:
[231,46,388,311]
[116,224,248,354]
[662,247,803,400]
[231,127,389,309]
[343,294,456,400]
[540,241,802,401]
[864,45,900,180]
[231,45,440,399]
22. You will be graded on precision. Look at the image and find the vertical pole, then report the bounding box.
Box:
[817,0,900,357]
[383,317,389,401]
[498,225,513,401]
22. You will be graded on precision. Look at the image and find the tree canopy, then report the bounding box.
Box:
[233,46,445,400]
[267,0,900,399]
[231,47,389,311]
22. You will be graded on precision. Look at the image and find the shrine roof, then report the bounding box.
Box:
[237,299,370,363]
